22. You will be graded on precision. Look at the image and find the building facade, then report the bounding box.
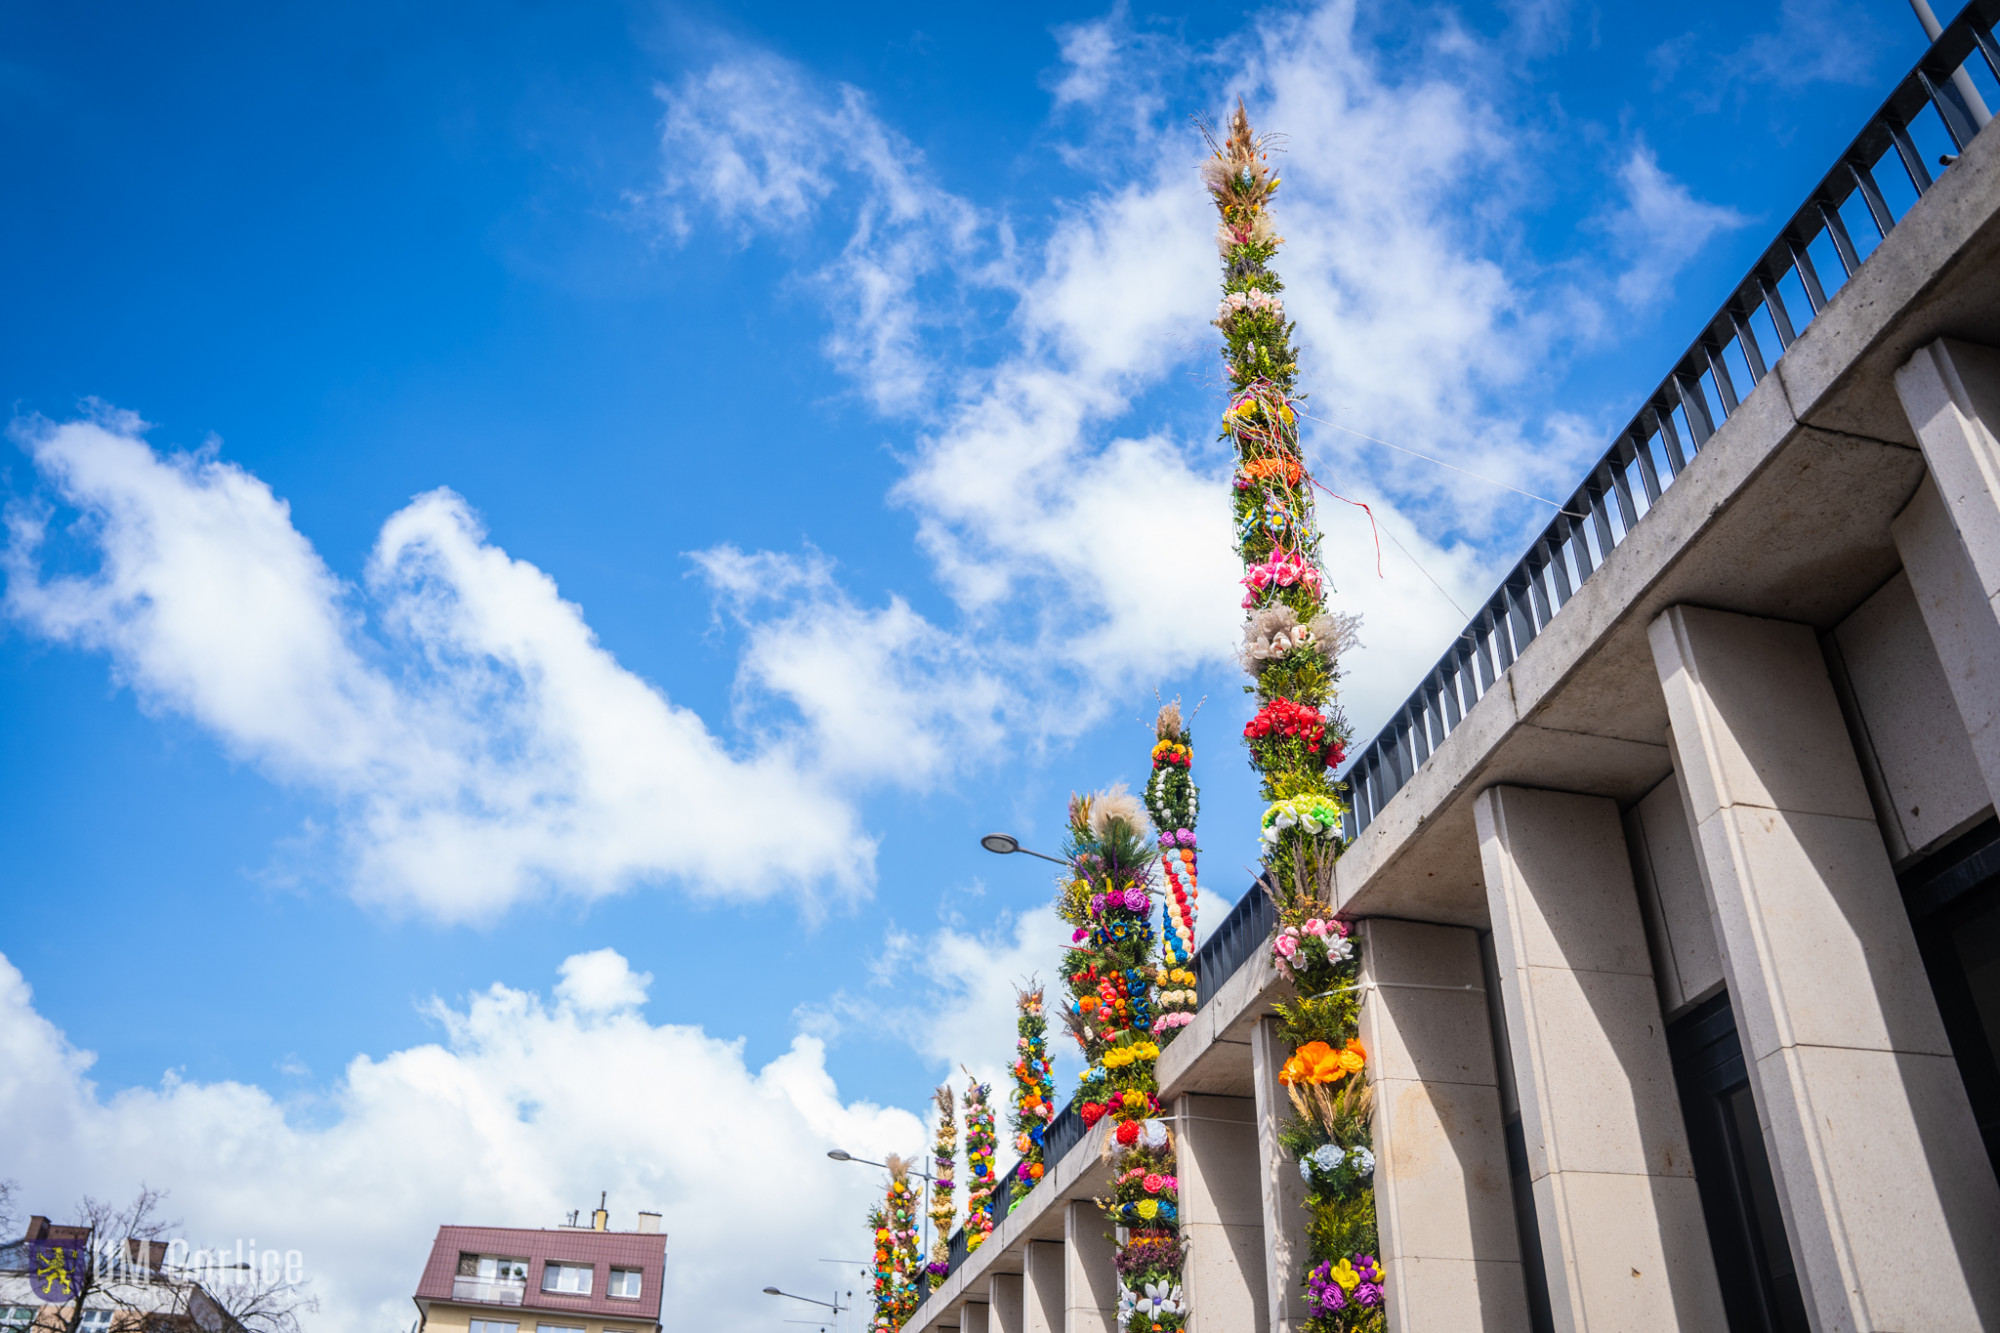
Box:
[0,1218,233,1333]
[410,1212,664,1333]
[903,7,2000,1332]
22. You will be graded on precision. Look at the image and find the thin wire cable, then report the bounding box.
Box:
[1306,471,1470,619]
[1294,405,1587,517]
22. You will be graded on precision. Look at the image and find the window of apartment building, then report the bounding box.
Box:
[606,1269,642,1299]
[540,1263,593,1295]
[469,1319,519,1333]
[78,1311,113,1333]
[534,1322,585,1333]
[457,1255,528,1283]
[1,1308,38,1333]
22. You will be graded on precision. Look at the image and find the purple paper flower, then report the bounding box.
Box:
[1355,1282,1382,1307]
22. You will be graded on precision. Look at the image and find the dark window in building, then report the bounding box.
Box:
[1667,992,1809,1333]
[1900,816,2000,1180]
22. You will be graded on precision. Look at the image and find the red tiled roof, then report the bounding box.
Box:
[413,1226,665,1325]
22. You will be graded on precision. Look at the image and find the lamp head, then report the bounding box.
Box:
[979,833,1020,855]
[762,1287,781,1296]
[826,1149,852,1162]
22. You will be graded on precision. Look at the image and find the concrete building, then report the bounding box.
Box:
[903,10,2000,1333]
[410,1207,665,1333]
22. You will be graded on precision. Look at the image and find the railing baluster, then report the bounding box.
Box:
[1818,200,1861,276]
[1731,307,1768,383]
[1657,401,1689,474]
[1440,662,1463,729]
[1507,578,1538,650]
[1569,495,1597,577]
[1591,470,1618,555]
[1758,274,1798,347]
[1849,161,1896,238]
[1889,119,1934,194]
[1474,612,1498,687]
[1789,239,1828,313]
[1676,373,1715,447]
[1706,341,1740,416]
[1918,67,1977,149]
[1527,551,1554,625]
[1546,529,1574,605]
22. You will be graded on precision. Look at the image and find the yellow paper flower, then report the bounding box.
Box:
[1136,1199,1160,1221]
[1331,1259,1359,1292]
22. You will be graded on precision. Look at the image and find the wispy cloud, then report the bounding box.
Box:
[4,408,878,921]
[1591,143,1750,307]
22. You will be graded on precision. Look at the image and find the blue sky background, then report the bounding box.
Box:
[0,1,1970,1328]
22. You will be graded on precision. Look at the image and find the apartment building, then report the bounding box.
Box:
[411,1208,664,1333]
[905,7,2000,1332]
[0,1217,233,1333]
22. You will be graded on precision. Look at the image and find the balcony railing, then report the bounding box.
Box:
[1336,0,2000,839]
[451,1277,526,1306]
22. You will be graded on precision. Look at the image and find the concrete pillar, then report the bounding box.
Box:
[1650,604,2000,1330]
[1474,784,1727,1332]
[1062,1200,1117,1333]
[1892,467,2000,811]
[960,1303,989,1333]
[1359,918,1531,1332]
[1251,1016,1313,1332]
[1172,1093,1267,1331]
[988,1274,1023,1333]
[1021,1241,1063,1333]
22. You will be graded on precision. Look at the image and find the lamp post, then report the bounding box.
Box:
[761,1287,847,1333]
[978,833,1069,866]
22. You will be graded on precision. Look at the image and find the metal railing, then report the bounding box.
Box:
[1193,881,1276,1010]
[1336,0,2000,840]
[451,1277,526,1306]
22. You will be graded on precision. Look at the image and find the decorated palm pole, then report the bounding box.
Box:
[1145,701,1200,1044]
[869,1157,923,1332]
[1055,788,1183,1330]
[1008,986,1056,1204]
[927,1086,957,1289]
[1205,99,1384,1329]
[962,1075,999,1253]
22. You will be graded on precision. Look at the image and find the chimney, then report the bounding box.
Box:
[635,1213,661,1235]
[591,1192,608,1232]
[26,1217,50,1242]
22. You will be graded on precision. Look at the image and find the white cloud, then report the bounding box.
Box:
[3,410,876,921]
[0,950,920,1333]
[1593,144,1749,307]
[555,949,652,1013]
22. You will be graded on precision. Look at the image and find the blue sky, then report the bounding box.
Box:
[0,0,1958,1328]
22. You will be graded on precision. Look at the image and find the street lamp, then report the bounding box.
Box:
[826,1150,932,1178]
[978,833,1069,866]
[762,1286,847,1332]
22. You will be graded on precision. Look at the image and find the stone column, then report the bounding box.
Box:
[989,1273,1024,1333]
[1893,338,2000,806]
[1021,1241,1063,1333]
[1474,783,1726,1332]
[1172,1093,1267,1331]
[1359,918,1531,1332]
[1650,604,2000,1330]
[1063,1200,1117,1333]
[1252,1016,1313,1332]
[959,1303,989,1333]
